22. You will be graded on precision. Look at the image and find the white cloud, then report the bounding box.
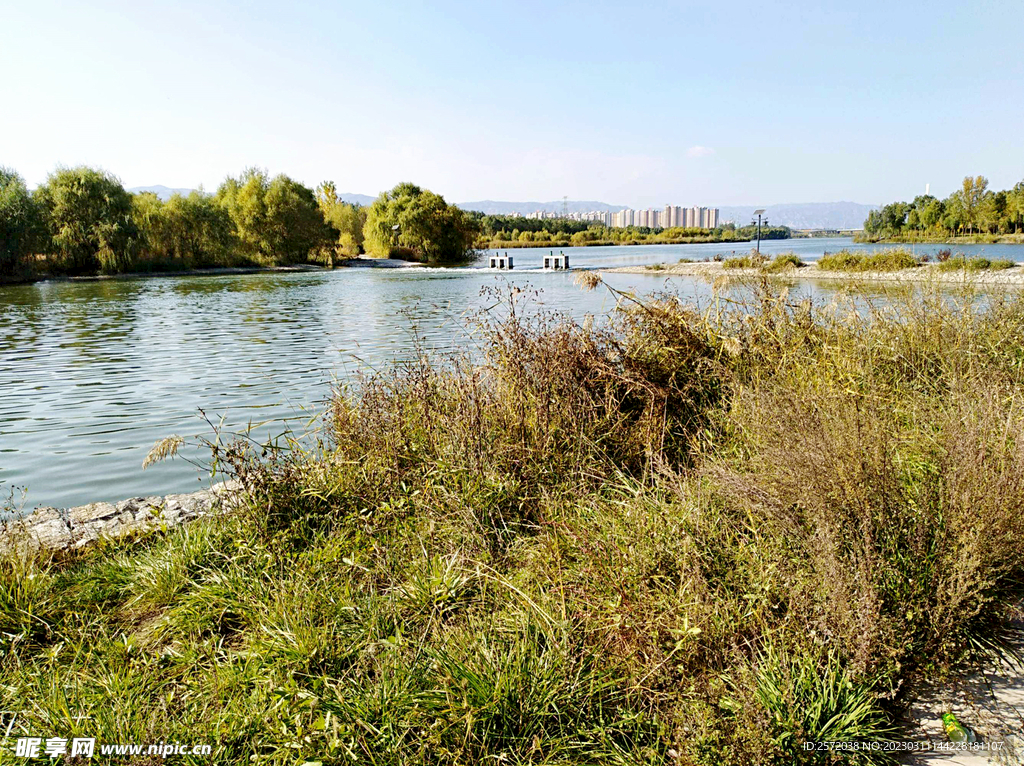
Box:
[686,145,715,158]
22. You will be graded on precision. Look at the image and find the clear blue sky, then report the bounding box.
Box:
[2,0,1021,207]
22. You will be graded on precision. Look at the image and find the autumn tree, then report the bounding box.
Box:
[316,181,366,257]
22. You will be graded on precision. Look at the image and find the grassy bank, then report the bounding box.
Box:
[4,281,1024,764]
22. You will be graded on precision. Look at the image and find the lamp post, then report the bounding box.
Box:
[752,209,767,254]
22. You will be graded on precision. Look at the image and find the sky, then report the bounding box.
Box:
[2,0,1022,207]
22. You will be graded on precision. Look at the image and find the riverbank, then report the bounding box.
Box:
[4,287,1024,764]
[603,258,1024,285]
[0,257,429,287]
[1,481,239,555]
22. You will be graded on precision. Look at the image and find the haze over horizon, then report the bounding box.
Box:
[3,0,1021,207]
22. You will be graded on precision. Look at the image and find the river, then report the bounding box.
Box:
[3,237,1023,510]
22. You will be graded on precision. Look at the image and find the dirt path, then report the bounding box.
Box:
[899,619,1024,765]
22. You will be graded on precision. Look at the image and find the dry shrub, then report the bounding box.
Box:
[330,288,725,513]
[708,288,1024,677]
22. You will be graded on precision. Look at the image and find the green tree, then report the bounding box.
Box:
[1008,181,1024,233]
[0,167,43,276]
[133,190,234,269]
[364,183,478,264]
[959,175,989,234]
[316,181,366,257]
[920,199,945,231]
[216,168,332,265]
[35,166,139,274]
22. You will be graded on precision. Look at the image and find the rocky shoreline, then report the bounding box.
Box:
[0,480,239,555]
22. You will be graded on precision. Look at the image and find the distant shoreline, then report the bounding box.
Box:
[479,235,776,250]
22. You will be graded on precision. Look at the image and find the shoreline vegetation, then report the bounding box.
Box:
[1,163,790,285]
[4,280,1024,763]
[472,213,790,251]
[480,234,751,249]
[606,247,1024,284]
[855,232,1024,245]
[859,174,1024,242]
[0,167,481,284]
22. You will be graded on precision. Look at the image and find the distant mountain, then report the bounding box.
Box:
[338,193,376,207]
[717,202,878,231]
[457,200,627,216]
[128,185,196,200]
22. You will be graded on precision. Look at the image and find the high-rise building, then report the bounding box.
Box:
[607,204,718,229]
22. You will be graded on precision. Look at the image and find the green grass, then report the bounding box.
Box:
[762,253,805,272]
[817,248,919,272]
[723,254,762,269]
[723,253,805,272]
[936,255,1017,272]
[5,281,1024,764]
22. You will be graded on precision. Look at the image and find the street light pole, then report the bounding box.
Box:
[752,209,766,254]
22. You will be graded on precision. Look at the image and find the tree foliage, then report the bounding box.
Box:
[364,183,478,264]
[865,175,1024,237]
[0,167,43,276]
[316,181,366,257]
[132,191,235,270]
[215,168,334,265]
[35,166,139,274]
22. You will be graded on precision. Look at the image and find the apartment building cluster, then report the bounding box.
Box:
[613,205,719,229]
[524,205,720,229]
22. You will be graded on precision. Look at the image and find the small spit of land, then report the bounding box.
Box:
[5,278,1024,765]
[605,248,1024,286]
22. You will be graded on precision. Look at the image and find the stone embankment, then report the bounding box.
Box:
[1,481,239,555]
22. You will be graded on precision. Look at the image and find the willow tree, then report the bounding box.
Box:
[216,169,333,265]
[316,181,366,257]
[0,167,43,276]
[363,183,478,264]
[34,166,138,274]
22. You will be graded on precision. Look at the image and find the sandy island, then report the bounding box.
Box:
[600,260,1024,286]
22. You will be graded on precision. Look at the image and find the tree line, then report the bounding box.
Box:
[0,166,479,279]
[864,175,1024,238]
[473,214,790,246]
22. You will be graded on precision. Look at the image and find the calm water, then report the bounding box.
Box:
[3,237,1023,510]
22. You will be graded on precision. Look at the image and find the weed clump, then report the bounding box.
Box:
[762,253,804,272]
[937,255,1017,272]
[818,248,919,272]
